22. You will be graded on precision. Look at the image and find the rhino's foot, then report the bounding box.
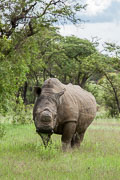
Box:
[62,142,72,152]
[71,132,85,149]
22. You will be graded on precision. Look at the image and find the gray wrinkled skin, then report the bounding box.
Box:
[33,78,96,151]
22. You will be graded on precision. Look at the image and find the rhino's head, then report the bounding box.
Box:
[33,87,65,135]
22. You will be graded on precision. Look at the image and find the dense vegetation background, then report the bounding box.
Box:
[0,0,120,120]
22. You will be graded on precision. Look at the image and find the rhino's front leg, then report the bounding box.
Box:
[61,122,76,151]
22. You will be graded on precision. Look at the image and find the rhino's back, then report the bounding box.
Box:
[63,83,96,118]
[67,83,96,113]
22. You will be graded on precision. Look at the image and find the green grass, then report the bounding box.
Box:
[0,120,120,180]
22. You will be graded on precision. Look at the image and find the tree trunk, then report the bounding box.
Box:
[80,75,89,88]
[76,71,81,86]
[23,81,28,104]
[76,72,88,88]
[63,74,67,84]
[105,73,120,114]
[43,68,46,81]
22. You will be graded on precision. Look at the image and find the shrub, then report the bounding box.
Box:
[85,81,104,105]
[12,96,33,124]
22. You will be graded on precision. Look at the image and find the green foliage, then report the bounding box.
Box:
[0,0,86,40]
[85,81,104,105]
[12,97,33,124]
[96,42,120,117]
[95,110,110,120]
[57,36,98,85]
[99,73,120,117]
[37,35,99,86]
[0,0,86,113]
[0,50,29,113]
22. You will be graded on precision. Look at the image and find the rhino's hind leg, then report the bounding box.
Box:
[71,131,85,148]
[61,122,76,151]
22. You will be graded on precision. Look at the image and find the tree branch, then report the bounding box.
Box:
[1,2,37,38]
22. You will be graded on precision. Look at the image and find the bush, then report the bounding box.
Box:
[103,93,120,117]
[12,96,33,124]
[85,81,104,105]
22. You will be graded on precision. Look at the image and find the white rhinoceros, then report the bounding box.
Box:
[33,78,96,151]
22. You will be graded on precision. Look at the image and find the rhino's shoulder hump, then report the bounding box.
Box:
[42,78,65,91]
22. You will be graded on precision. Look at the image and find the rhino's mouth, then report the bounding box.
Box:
[36,126,54,134]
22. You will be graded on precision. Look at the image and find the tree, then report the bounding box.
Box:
[0,0,86,112]
[20,26,61,103]
[57,36,98,87]
[29,35,99,87]
[99,73,120,116]
[97,43,120,116]
[0,0,86,39]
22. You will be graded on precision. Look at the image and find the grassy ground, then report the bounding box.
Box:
[0,119,120,180]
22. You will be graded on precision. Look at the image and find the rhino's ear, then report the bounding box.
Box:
[34,86,41,96]
[56,88,66,99]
